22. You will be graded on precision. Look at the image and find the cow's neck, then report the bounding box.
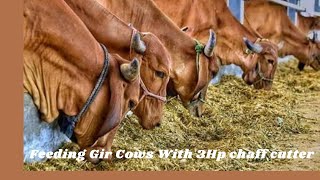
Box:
[276,7,312,61]
[23,0,107,137]
[212,1,257,73]
[297,14,315,34]
[280,40,311,59]
[103,0,196,65]
[65,0,133,58]
[23,45,106,125]
[154,0,257,73]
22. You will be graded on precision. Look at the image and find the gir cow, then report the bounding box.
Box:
[154,0,279,91]
[297,13,320,56]
[96,0,219,117]
[24,0,162,163]
[65,0,171,130]
[244,0,320,71]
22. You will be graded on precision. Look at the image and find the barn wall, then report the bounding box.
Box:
[24,93,70,163]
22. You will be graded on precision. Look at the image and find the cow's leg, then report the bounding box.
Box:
[84,132,110,164]
[84,126,119,164]
[102,126,119,161]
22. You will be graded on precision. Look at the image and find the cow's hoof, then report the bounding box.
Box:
[87,156,101,164]
[102,156,112,162]
[85,147,101,164]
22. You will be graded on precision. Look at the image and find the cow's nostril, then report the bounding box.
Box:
[156,123,161,127]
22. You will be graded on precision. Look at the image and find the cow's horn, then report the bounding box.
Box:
[307,31,319,43]
[132,33,146,54]
[204,29,216,57]
[312,31,317,42]
[313,31,320,43]
[243,37,263,54]
[307,31,314,41]
[120,58,140,82]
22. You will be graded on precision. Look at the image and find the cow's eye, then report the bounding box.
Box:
[268,59,274,65]
[155,71,165,78]
[129,100,136,110]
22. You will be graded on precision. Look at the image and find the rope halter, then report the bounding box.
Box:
[186,40,207,111]
[128,24,167,103]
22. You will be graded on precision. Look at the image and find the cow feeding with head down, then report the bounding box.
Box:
[64,0,172,130]
[154,0,280,91]
[96,0,219,117]
[244,0,320,71]
[24,0,169,164]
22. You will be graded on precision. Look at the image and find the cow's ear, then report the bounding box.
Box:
[181,26,189,32]
[120,58,140,82]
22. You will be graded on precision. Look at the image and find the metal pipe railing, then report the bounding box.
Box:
[268,0,306,11]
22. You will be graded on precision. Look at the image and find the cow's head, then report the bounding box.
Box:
[131,33,171,129]
[242,38,279,90]
[303,31,320,71]
[178,30,218,117]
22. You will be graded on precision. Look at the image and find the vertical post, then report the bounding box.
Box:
[315,0,320,12]
[240,0,244,24]
[287,0,298,25]
[228,0,244,23]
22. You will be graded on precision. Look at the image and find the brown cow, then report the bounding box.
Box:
[297,13,320,59]
[154,0,279,90]
[64,0,171,130]
[24,0,154,163]
[96,0,219,117]
[244,0,320,71]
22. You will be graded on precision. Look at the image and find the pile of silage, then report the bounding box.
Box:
[24,60,320,171]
